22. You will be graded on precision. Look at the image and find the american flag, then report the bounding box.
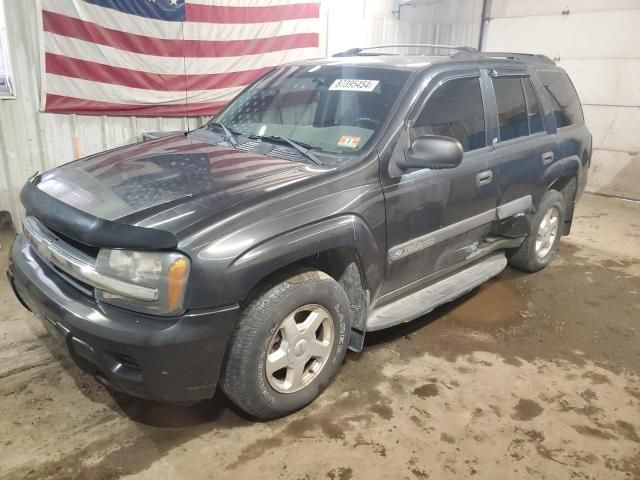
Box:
[40,0,321,116]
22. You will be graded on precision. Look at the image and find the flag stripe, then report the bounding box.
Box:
[46,73,243,105]
[43,10,318,58]
[190,1,318,6]
[45,52,271,92]
[45,94,227,116]
[45,0,320,41]
[185,2,319,23]
[45,32,319,75]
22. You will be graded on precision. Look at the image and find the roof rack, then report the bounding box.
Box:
[333,44,478,57]
[451,50,556,66]
[331,45,556,66]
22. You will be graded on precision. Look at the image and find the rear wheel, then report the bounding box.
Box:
[507,190,566,272]
[220,269,351,419]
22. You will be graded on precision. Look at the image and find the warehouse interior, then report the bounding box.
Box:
[1,1,639,479]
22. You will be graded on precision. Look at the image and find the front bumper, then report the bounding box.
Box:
[7,235,239,403]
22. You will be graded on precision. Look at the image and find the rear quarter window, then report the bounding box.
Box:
[538,71,584,128]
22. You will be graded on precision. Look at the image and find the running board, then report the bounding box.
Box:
[366,253,508,331]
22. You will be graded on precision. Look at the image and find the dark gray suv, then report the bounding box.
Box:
[8,45,591,419]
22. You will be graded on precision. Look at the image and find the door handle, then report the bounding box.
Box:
[476,170,493,187]
[542,151,555,165]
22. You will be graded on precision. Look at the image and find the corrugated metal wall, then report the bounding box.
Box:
[366,0,483,50]
[1,0,484,231]
[484,0,640,200]
[322,0,483,55]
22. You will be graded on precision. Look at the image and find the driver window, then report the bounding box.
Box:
[412,77,486,152]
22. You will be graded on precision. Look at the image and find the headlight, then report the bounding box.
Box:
[95,249,190,316]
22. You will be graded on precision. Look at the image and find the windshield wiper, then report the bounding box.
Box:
[249,135,322,166]
[208,121,239,147]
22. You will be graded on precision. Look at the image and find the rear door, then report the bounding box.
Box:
[487,67,557,219]
[380,69,500,299]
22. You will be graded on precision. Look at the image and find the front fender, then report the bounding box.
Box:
[226,215,384,303]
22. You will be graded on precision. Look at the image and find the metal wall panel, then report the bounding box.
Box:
[484,0,640,200]
[366,0,483,51]
[586,150,640,200]
[561,59,640,107]
[584,105,640,152]
[322,0,483,56]
[484,10,640,59]
[489,0,640,18]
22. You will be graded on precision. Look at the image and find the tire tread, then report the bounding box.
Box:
[508,189,566,273]
[220,269,346,419]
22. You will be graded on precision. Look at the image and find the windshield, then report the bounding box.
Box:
[213,65,411,154]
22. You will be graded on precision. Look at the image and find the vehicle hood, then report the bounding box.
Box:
[35,133,325,233]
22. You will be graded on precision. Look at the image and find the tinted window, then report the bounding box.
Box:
[412,77,486,152]
[538,71,584,128]
[492,77,528,141]
[523,78,544,134]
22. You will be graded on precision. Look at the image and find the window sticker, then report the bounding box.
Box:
[337,135,361,149]
[329,79,379,92]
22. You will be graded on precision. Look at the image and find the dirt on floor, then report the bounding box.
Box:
[0,193,639,480]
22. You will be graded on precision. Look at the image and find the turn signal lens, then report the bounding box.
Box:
[167,257,188,312]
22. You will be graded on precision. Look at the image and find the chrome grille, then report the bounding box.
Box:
[22,216,158,302]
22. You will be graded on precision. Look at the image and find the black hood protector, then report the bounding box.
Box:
[21,180,179,250]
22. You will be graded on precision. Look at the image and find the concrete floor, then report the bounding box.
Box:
[1,193,639,480]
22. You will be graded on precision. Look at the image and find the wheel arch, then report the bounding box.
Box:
[226,215,383,350]
[547,176,579,236]
[543,155,581,235]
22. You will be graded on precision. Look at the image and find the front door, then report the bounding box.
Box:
[379,70,500,300]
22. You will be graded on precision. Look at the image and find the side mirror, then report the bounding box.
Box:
[398,135,464,170]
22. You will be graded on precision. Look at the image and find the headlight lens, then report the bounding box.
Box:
[95,249,190,316]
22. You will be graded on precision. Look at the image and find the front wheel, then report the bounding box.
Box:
[220,269,351,419]
[507,189,566,273]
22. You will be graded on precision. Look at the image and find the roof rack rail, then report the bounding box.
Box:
[333,44,478,57]
[452,50,556,66]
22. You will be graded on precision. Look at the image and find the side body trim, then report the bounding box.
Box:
[388,195,532,262]
[496,195,532,220]
[388,209,495,262]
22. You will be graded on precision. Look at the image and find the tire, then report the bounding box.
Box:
[507,189,566,273]
[220,269,351,419]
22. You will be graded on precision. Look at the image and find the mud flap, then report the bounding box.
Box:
[349,327,365,352]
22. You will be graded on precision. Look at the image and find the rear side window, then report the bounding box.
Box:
[538,71,584,128]
[412,77,486,152]
[492,77,529,141]
[523,78,544,134]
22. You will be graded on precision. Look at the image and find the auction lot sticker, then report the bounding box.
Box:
[329,79,379,92]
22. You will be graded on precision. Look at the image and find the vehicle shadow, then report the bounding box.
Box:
[35,330,253,429]
[108,387,252,428]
